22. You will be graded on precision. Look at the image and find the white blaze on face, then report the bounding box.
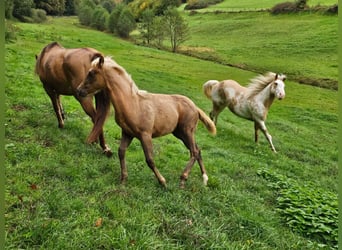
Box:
[274,80,285,100]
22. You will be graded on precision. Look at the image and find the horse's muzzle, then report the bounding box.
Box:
[76,88,88,97]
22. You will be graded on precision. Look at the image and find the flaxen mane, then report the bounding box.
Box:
[245,72,276,98]
[92,56,146,96]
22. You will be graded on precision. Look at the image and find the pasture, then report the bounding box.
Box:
[190,0,338,11]
[5,15,337,249]
[179,11,338,89]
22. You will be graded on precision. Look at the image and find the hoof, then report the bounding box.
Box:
[202,174,208,186]
[159,177,167,188]
[103,149,113,157]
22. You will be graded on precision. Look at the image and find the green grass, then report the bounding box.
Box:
[5,16,337,249]
[180,11,337,89]
[188,0,338,12]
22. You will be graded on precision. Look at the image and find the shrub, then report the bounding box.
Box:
[107,4,136,38]
[107,4,124,34]
[184,0,208,10]
[270,0,308,14]
[12,0,34,21]
[77,0,96,25]
[31,8,47,23]
[91,6,109,31]
[5,0,14,19]
[184,0,223,10]
[5,20,20,42]
[116,8,136,38]
[78,5,93,26]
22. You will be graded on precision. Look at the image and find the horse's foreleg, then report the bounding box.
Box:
[118,133,133,184]
[257,121,276,152]
[79,98,112,156]
[140,134,166,187]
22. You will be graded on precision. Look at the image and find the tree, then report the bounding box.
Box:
[107,4,136,38]
[107,4,125,33]
[5,0,14,19]
[140,9,155,45]
[34,0,65,15]
[91,6,109,31]
[12,0,34,20]
[78,0,96,26]
[116,7,136,38]
[163,7,189,52]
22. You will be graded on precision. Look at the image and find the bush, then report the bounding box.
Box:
[77,0,96,25]
[184,0,208,10]
[107,4,125,34]
[78,5,93,26]
[91,7,109,31]
[184,0,223,10]
[31,8,47,23]
[107,4,136,38]
[116,8,136,38]
[270,0,308,14]
[5,0,14,19]
[5,20,20,42]
[12,0,34,21]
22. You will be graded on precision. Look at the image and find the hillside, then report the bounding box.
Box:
[4,16,337,249]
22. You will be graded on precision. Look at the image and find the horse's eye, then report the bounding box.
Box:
[274,82,278,86]
[88,70,95,79]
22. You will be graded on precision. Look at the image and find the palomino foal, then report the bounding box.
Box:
[77,55,216,188]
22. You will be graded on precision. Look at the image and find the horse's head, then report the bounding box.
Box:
[77,55,106,97]
[271,73,286,100]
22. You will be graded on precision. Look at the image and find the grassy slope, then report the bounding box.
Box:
[5,17,337,249]
[195,0,338,11]
[180,11,338,89]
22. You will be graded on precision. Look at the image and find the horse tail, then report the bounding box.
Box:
[87,89,111,143]
[198,108,216,135]
[203,80,220,99]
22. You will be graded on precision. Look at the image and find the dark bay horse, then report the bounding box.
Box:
[35,42,112,156]
[77,55,216,188]
[203,72,286,152]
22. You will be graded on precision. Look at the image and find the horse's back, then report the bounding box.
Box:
[36,43,101,95]
[222,80,246,93]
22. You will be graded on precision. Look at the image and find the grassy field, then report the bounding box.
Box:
[178,11,338,89]
[5,16,337,249]
[189,0,338,11]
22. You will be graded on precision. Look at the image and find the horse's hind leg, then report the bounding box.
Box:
[44,86,64,128]
[118,133,133,184]
[174,130,207,188]
[139,133,166,187]
[254,122,259,143]
[210,102,225,125]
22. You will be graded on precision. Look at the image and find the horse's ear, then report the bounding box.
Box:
[275,73,278,80]
[98,55,104,68]
[91,53,104,68]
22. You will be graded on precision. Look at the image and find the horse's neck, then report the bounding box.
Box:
[254,84,275,109]
[105,75,140,118]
